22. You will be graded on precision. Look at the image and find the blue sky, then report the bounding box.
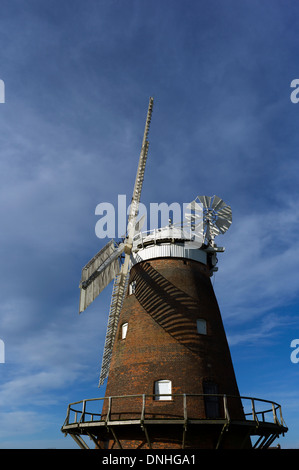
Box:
[0,0,299,448]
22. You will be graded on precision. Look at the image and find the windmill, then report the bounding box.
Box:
[78,96,232,386]
[79,97,237,385]
[62,98,288,450]
[79,97,154,386]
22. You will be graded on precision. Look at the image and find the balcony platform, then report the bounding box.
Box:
[61,394,288,449]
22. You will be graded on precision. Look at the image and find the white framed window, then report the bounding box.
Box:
[197,318,207,335]
[121,322,128,339]
[129,280,136,295]
[154,379,172,401]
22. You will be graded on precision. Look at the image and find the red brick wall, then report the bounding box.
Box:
[99,256,247,448]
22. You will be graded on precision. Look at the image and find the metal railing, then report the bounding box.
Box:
[132,224,204,249]
[62,393,286,429]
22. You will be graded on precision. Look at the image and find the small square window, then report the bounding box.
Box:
[197,319,207,335]
[154,380,172,401]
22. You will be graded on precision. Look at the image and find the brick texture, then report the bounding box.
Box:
[98,257,250,449]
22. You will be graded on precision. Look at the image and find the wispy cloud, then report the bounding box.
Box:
[215,201,299,322]
[0,0,298,449]
[227,313,294,346]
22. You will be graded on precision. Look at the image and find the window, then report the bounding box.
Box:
[154,379,172,401]
[197,318,207,335]
[129,280,136,295]
[121,322,128,339]
[203,381,220,418]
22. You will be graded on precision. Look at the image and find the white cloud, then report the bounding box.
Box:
[215,201,299,325]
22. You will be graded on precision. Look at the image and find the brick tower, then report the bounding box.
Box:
[99,229,249,449]
[61,98,288,449]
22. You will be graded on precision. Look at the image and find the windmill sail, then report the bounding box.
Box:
[79,240,124,313]
[77,97,154,384]
[126,97,153,240]
[99,271,129,385]
[98,97,154,385]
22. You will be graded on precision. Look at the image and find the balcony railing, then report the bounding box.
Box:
[62,393,286,429]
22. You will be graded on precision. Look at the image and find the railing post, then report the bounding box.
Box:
[65,404,70,425]
[182,394,188,449]
[80,400,86,423]
[251,398,258,425]
[183,394,187,424]
[141,394,146,422]
[279,405,284,426]
[106,396,112,424]
[272,402,279,425]
[223,394,230,421]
